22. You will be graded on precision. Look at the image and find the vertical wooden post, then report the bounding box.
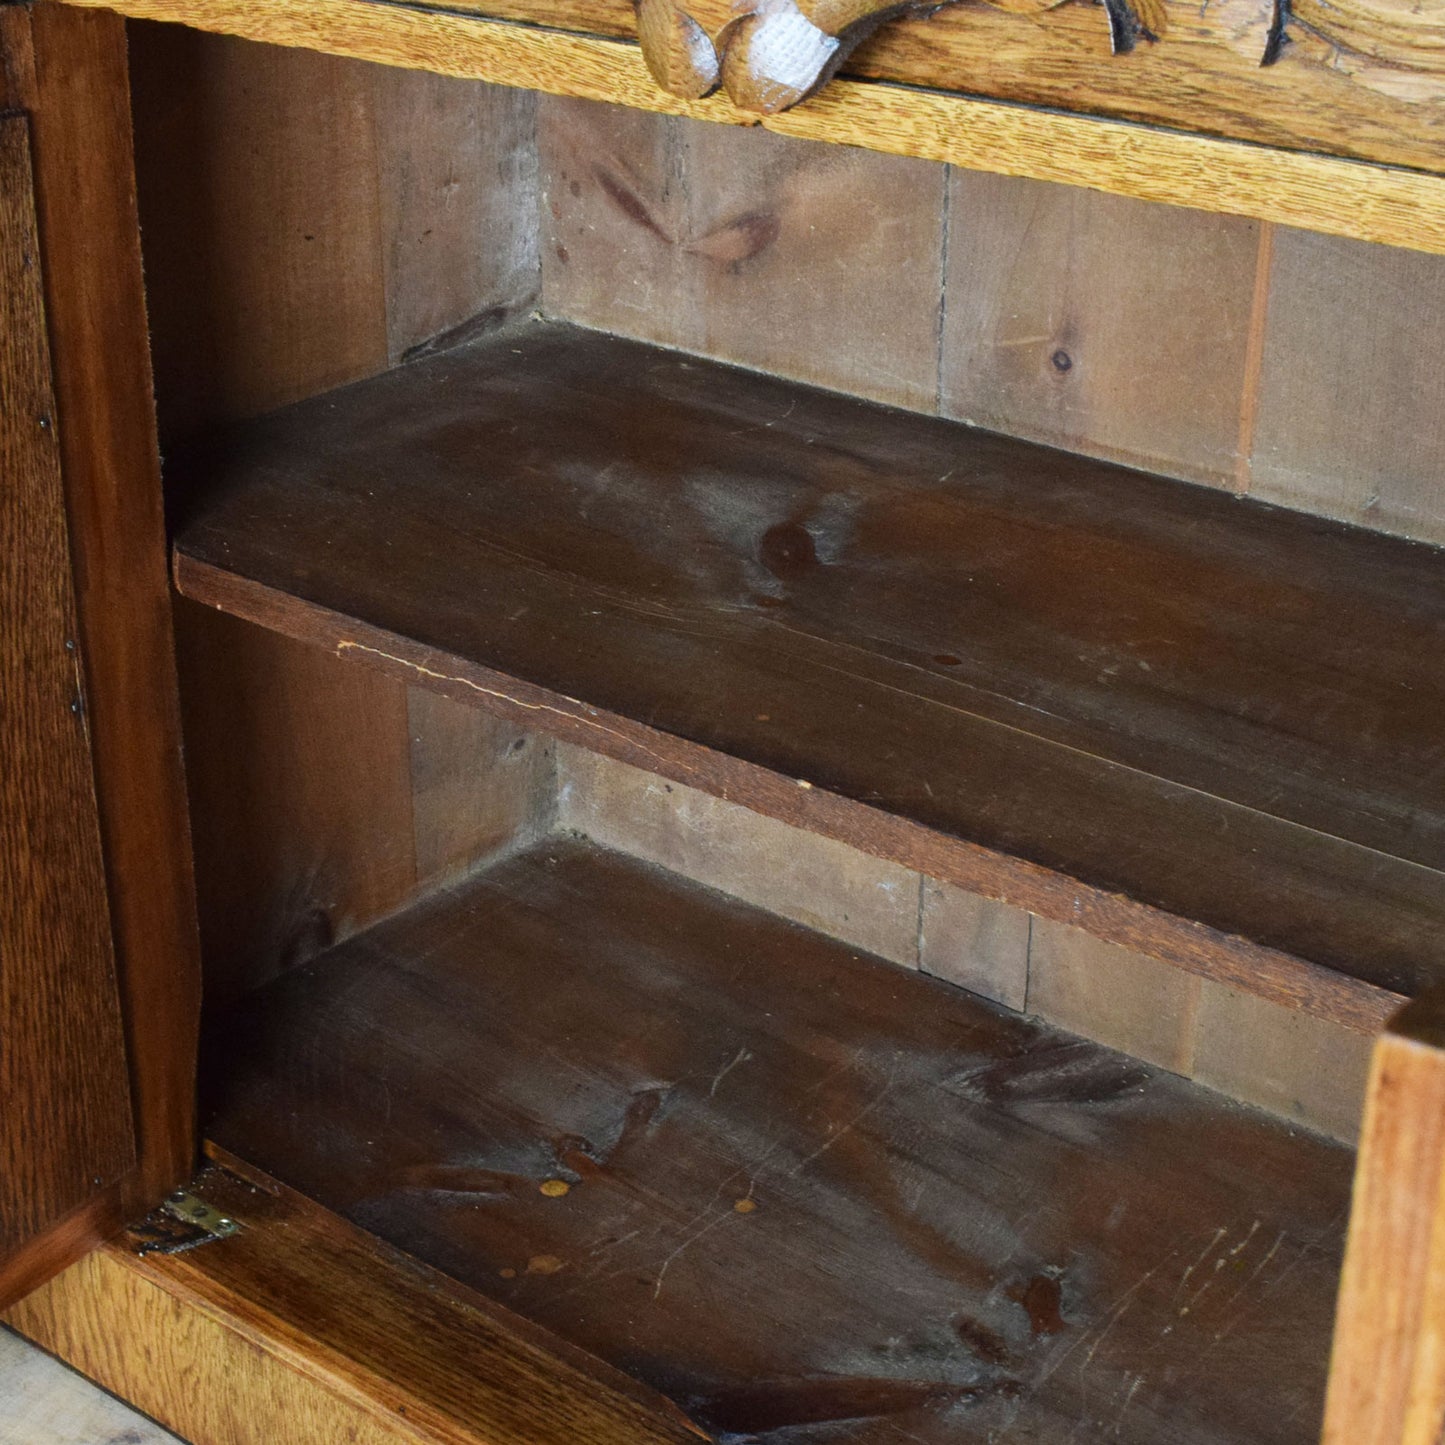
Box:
[0,3,201,1306]
[1324,990,1445,1445]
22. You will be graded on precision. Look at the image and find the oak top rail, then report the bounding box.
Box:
[50,0,1445,255]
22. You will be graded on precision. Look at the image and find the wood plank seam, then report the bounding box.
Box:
[1233,218,1275,496]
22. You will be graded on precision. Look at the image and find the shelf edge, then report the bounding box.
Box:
[173,550,1404,1038]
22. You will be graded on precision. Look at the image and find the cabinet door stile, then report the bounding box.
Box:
[0,110,136,1279]
[0,5,202,1307]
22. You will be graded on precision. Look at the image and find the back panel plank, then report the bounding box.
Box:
[941,172,1262,490]
[0,113,135,1257]
[539,97,945,410]
[1250,228,1445,547]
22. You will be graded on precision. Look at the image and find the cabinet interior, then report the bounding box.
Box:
[128,19,1445,1444]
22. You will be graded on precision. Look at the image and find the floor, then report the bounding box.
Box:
[0,1328,182,1445]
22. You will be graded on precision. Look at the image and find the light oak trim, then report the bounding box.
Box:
[7,1164,704,1445]
[1324,991,1445,1445]
[0,1189,124,1312]
[50,0,1445,255]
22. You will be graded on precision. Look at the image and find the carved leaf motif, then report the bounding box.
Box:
[637,0,722,99]
[796,0,921,36]
[636,0,1444,113]
[1263,0,1445,104]
[639,0,1163,112]
[719,0,847,112]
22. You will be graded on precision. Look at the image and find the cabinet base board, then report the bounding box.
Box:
[4,1163,700,1445]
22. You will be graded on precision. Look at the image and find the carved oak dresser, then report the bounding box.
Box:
[1,0,1443,1440]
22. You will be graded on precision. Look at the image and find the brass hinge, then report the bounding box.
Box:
[128,1187,243,1257]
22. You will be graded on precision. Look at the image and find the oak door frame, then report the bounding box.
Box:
[0,3,201,1306]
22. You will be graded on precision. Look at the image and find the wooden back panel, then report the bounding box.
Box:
[130,31,1445,554]
[537,95,1445,548]
[127,20,540,454]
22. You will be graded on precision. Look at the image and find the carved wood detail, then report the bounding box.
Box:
[637,0,1445,114]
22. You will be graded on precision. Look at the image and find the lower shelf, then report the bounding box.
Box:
[205,838,1354,1444]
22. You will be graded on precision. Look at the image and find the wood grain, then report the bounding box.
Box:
[535,106,1441,542]
[851,0,1445,172]
[670,107,943,407]
[558,743,1369,1137]
[127,23,390,451]
[127,21,541,452]
[557,742,922,966]
[539,98,689,346]
[9,4,203,1229]
[941,172,1260,489]
[175,604,556,1010]
[0,1189,126,1315]
[169,319,1439,1012]
[539,96,944,408]
[45,0,1445,255]
[179,566,1404,1034]
[182,0,1445,178]
[1248,227,1445,546]
[918,880,1031,1012]
[173,602,418,1011]
[1323,990,1445,1444]
[0,112,135,1269]
[132,29,551,1009]
[7,1165,701,1445]
[372,64,539,360]
[408,688,556,886]
[202,837,1356,1444]
[1192,978,1374,1144]
[1027,920,1201,1075]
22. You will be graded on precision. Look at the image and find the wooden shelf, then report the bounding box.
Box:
[172,319,1445,1010]
[203,837,1354,1444]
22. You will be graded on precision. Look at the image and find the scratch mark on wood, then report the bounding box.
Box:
[708,1045,752,1098]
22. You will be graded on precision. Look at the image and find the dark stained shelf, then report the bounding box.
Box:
[172,319,1445,998]
[205,838,1354,1445]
